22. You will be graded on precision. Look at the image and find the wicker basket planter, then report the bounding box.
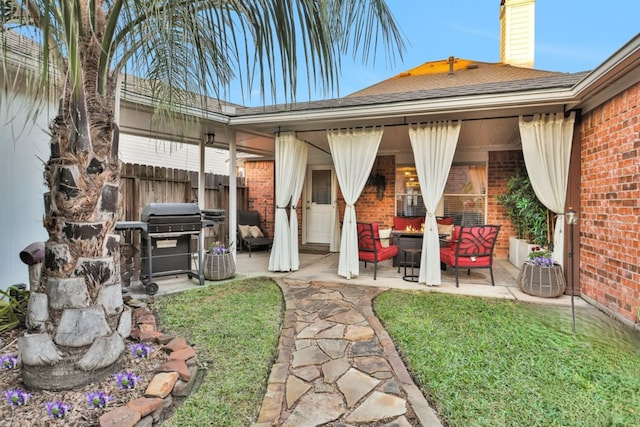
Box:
[203,253,236,281]
[517,262,567,298]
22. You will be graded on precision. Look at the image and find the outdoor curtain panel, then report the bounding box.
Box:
[409,120,461,285]
[519,112,575,266]
[268,132,308,272]
[328,127,383,279]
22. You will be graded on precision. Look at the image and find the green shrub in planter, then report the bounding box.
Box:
[496,167,550,246]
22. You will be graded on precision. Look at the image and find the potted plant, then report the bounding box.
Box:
[496,168,552,267]
[368,173,386,200]
[203,241,236,281]
[517,250,566,298]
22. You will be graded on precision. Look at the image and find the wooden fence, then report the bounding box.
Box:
[118,163,247,284]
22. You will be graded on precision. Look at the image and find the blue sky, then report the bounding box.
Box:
[232,0,640,106]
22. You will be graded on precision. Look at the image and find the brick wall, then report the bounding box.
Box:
[488,150,526,258]
[247,153,523,258]
[244,161,275,236]
[580,81,640,324]
[353,155,396,228]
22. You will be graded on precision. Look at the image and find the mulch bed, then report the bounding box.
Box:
[0,319,168,426]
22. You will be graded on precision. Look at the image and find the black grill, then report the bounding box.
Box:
[117,203,221,295]
[141,203,202,233]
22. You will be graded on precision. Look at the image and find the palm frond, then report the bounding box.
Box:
[3,0,405,119]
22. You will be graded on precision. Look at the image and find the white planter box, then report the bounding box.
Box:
[509,237,537,268]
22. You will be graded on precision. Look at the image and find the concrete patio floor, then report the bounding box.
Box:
[125,249,587,310]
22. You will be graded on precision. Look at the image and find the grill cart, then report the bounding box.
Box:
[117,203,222,295]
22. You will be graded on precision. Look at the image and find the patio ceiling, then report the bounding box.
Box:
[220,103,566,158]
[118,94,567,159]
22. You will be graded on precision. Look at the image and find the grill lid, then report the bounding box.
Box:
[202,209,226,223]
[141,203,201,221]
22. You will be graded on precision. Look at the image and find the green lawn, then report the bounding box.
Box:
[374,291,640,427]
[154,278,283,427]
[153,279,640,426]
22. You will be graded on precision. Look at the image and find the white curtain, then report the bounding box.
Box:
[328,127,383,279]
[519,112,575,266]
[329,172,341,253]
[268,132,308,271]
[409,121,461,285]
[288,140,308,270]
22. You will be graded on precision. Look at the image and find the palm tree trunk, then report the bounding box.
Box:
[18,74,128,391]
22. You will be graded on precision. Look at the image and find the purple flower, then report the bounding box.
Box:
[4,389,31,406]
[86,391,112,409]
[0,354,18,369]
[532,256,555,267]
[45,401,72,418]
[212,246,228,255]
[114,371,141,389]
[208,241,232,255]
[129,343,153,359]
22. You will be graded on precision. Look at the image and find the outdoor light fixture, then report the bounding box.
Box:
[566,207,578,334]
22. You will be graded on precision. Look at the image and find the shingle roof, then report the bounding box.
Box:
[347,58,571,98]
[235,69,588,116]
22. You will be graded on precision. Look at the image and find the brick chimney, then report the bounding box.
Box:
[500,0,535,68]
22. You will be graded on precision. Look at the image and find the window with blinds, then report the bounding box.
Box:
[395,163,487,224]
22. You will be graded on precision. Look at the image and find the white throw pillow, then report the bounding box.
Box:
[378,228,391,247]
[249,225,264,238]
[437,223,454,239]
[239,224,252,239]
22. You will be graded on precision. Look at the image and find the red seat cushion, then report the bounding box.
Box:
[439,247,491,267]
[359,245,398,262]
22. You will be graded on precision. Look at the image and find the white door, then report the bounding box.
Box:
[305,166,334,244]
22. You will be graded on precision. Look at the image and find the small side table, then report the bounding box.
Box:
[402,248,421,282]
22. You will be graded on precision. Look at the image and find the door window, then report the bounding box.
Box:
[311,170,331,205]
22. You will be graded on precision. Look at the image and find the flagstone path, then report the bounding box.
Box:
[253,279,442,426]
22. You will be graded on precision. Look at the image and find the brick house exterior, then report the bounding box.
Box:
[4,15,638,329]
[579,81,640,323]
[238,41,640,327]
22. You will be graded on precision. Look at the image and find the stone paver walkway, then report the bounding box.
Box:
[254,279,442,427]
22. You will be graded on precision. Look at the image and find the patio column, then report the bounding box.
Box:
[409,120,461,285]
[519,112,575,266]
[229,131,237,259]
[328,127,383,279]
[199,136,206,274]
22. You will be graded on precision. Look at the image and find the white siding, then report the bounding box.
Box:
[500,0,535,68]
[0,93,51,290]
[119,134,231,175]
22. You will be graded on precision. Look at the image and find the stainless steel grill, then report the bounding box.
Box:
[117,203,223,295]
